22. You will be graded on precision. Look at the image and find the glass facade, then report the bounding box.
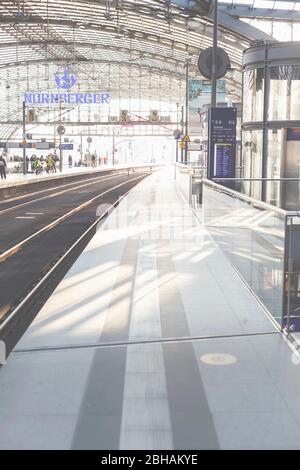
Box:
[242,129,263,199]
[266,129,283,206]
[269,65,300,121]
[243,68,264,122]
[203,180,286,328]
[284,216,300,332]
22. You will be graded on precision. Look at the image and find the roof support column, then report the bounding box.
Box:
[211,0,218,108]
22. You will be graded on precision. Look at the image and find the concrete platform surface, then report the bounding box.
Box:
[0,167,300,450]
[0,163,156,189]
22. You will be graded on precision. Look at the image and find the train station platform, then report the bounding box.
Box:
[1,168,300,450]
[0,164,153,190]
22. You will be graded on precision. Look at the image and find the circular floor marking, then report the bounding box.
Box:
[200,353,237,366]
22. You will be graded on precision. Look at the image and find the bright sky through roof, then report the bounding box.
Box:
[219,0,300,41]
[219,0,299,6]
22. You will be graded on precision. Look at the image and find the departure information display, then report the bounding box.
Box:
[287,128,300,141]
[208,107,237,180]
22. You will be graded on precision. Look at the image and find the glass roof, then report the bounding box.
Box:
[219,0,300,41]
[0,0,250,138]
[0,0,297,139]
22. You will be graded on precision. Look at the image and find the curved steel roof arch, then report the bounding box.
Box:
[0,0,277,139]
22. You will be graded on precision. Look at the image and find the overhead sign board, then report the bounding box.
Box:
[287,129,300,141]
[59,144,74,150]
[208,107,237,180]
[20,143,35,149]
[36,142,50,150]
[4,142,55,150]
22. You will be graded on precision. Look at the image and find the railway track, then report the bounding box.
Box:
[0,172,125,216]
[0,171,149,357]
[0,174,143,262]
[0,170,142,255]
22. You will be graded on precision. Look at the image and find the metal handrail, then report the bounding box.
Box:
[203,177,300,336]
[202,178,300,217]
[213,178,300,182]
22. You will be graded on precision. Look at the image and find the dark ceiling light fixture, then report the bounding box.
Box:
[104,0,113,21]
[165,0,173,33]
[15,0,25,17]
[165,0,172,19]
[116,0,121,38]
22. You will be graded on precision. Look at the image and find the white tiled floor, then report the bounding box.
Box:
[1,167,300,449]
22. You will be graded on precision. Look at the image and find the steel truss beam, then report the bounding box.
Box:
[0,57,185,80]
[172,0,273,40]
[220,4,300,22]
[0,121,178,126]
[210,9,274,41]
[0,15,244,67]
[0,41,184,69]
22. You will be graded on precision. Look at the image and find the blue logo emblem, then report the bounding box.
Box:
[54,67,77,90]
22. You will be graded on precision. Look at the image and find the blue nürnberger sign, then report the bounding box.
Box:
[24,93,110,105]
[24,67,110,106]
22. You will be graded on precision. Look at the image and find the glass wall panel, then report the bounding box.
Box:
[266,129,283,207]
[285,217,300,332]
[269,65,300,121]
[203,181,286,328]
[291,77,300,120]
[242,129,263,199]
[243,69,264,122]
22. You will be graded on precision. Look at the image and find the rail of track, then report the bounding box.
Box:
[0,172,148,356]
[0,173,143,262]
[0,170,133,213]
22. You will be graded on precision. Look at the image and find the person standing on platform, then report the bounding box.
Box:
[33,157,42,175]
[46,154,55,174]
[30,155,35,172]
[53,154,58,173]
[0,155,7,180]
[68,154,73,168]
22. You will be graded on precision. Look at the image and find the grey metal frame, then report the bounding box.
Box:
[242,42,300,202]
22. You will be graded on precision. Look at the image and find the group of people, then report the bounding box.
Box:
[29,154,59,175]
[0,153,60,178]
[0,151,111,181]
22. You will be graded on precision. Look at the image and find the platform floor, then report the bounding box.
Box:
[1,168,300,449]
[0,163,152,189]
[1,165,107,188]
